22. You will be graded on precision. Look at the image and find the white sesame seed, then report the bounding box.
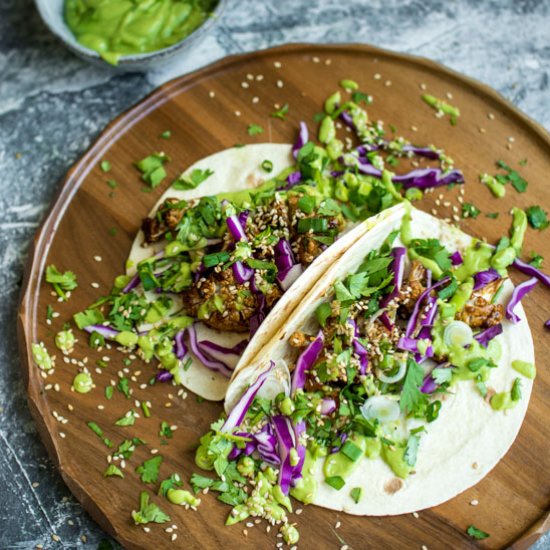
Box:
[208,91,215,98]
[252,96,259,104]
[413,512,420,518]
[470,499,479,506]
[234,110,241,117]
[241,81,249,88]
[385,80,392,87]
[97,405,104,410]
[335,521,341,529]
[411,125,418,132]
[256,74,264,81]
[51,534,60,542]
[91,282,100,289]
[143,527,150,533]
[488,112,495,120]
[150,449,159,455]
[246,73,254,80]
[420,83,427,90]
[273,61,282,68]
[276,80,284,88]
[374,73,381,80]
[171,534,177,542]
[312,56,320,63]
[93,255,102,262]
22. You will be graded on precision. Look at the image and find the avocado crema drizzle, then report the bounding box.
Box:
[71,85,464,391]
[194,215,536,543]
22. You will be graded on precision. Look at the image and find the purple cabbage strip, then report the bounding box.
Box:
[156,369,173,383]
[292,121,309,159]
[420,362,451,394]
[339,111,355,130]
[187,324,233,377]
[227,432,256,460]
[226,215,247,242]
[474,324,503,347]
[380,247,406,308]
[83,324,120,340]
[221,361,275,433]
[274,239,296,272]
[330,432,348,454]
[173,330,187,360]
[320,397,336,415]
[473,268,500,291]
[450,250,463,266]
[290,330,325,395]
[392,168,464,190]
[122,273,140,294]
[505,277,538,324]
[405,277,450,338]
[272,415,295,494]
[545,319,550,329]
[378,311,394,331]
[352,339,369,375]
[238,210,249,230]
[198,338,248,357]
[232,261,254,284]
[512,258,550,288]
[277,263,304,291]
[401,145,440,160]
[255,424,281,465]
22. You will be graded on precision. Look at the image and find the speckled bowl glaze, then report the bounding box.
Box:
[34,0,226,72]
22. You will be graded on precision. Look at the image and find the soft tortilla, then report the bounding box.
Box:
[225,204,535,515]
[125,145,401,401]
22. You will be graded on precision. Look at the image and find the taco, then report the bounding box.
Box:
[218,202,535,519]
[74,96,465,401]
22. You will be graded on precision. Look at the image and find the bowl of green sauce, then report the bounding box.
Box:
[35,0,224,71]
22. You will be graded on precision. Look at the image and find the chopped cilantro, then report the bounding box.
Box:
[159,421,173,439]
[247,124,264,136]
[297,195,316,214]
[104,464,124,478]
[270,103,289,120]
[486,212,499,219]
[45,265,78,301]
[46,305,54,322]
[461,202,480,219]
[73,308,104,329]
[351,91,372,105]
[106,179,117,189]
[325,475,345,490]
[400,359,428,415]
[136,456,163,484]
[100,160,111,172]
[511,378,522,401]
[131,491,170,525]
[525,205,549,230]
[467,525,490,540]
[495,160,528,193]
[114,438,145,460]
[160,130,172,139]
[108,227,117,237]
[312,112,325,122]
[529,253,544,268]
[158,473,183,496]
[105,386,114,400]
[409,239,452,273]
[315,302,332,327]
[87,422,113,448]
[426,400,442,422]
[172,168,214,190]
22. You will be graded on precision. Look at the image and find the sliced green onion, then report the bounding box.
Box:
[325,475,345,490]
[443,320,474,348]
[360,396,400,423]
[297,218,328,233]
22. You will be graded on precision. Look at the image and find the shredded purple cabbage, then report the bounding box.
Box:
[156,369,173,383]
[473,268,500,291]
[450,250,463,266]
[505,277,538,323]
[339,111,355,130]
[290,330,324,395]
[83,324,120,340]
[392,168,464,190]
[474,324,503,347]
[274,239,296,273]
[187,325,233,377]
[221,361,275,433]
[232,261,254,284]
[277,263,304,291]
[122,274,140,294]
[272,415,295,494]
[406,277,450,338]
[513,258,550,288]
[292,122,308,159]
[173,330,187,360]
[380,247,406,308]
[226,215,247,242]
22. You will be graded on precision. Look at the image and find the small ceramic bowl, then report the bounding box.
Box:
[34,0,226,72]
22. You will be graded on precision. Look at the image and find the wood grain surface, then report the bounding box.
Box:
[17,43,550,549]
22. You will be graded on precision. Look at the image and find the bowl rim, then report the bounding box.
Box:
[33,0,227,66]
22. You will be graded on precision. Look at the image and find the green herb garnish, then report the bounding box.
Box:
[350,487,362,503]
[270,104,289,120]
[467,525,490,540]
[131,491,170,525]
[247,124,264,136]
[461,203,480,219]
[525,206,549,230]
[100,160,111,172]
[136,456,163,484]
[45,265,78,301]
[172,168,214,190]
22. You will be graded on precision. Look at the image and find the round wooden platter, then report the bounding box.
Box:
[18,44,550,549]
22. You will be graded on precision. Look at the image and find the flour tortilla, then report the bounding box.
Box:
[124,144,399,401]
[225,204,535,515]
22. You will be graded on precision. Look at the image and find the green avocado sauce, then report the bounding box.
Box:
[453,241,493,282]
[381,441,412,479]
[64,0,218,66]
[290,449,320,504]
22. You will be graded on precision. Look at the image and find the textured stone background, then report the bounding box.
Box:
[1,0,549,548]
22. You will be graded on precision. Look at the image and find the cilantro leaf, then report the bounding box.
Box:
[45,265,78,300]
[131,492,170,525]
[114,410,137,427]
[158,473,183,496]
[400,359,428,415]
[529,252,544,268]
[270,103,289,120]
[461,202,480,219]
[350,487,362,503]
[73,308,104,329]
[104,464,124,478]
[136,456,163,484]
[159,421,173,439]
[467,525,490,540]
[409,239,451,272]
[525,205,549,230]
[247,124,264,136]
[172,168,214,190]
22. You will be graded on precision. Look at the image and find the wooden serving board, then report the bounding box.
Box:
[18,44,550,549]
